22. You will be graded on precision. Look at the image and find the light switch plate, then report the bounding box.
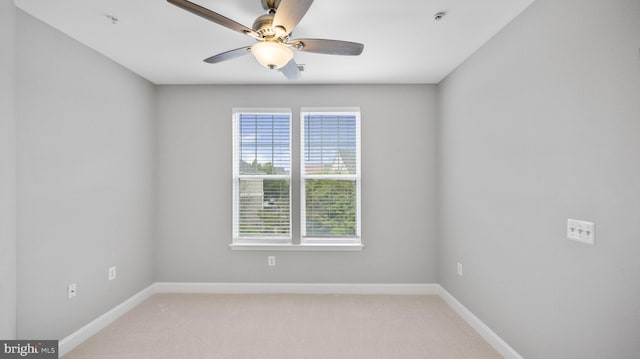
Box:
[567,219,595,245]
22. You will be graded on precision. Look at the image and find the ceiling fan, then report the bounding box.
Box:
[167,0,364,80]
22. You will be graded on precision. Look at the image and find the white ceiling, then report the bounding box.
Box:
[14,0,535,85]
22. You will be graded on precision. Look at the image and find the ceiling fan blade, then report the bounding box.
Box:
[203,46,252,64]
[273,0,313,36]
[291,38,364,56]
[280,59,302,80]
[167,0,259,38]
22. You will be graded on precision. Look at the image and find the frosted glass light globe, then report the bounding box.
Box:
[251,41,294,69]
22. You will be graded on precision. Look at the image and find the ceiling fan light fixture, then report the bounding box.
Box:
[251,41,293,69]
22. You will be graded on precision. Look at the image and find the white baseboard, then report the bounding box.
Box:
[153,282,440,295]
[59,282,522,359]
[437,286,523,359]
[58,284,156,357]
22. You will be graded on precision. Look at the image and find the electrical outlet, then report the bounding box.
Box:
[268,256,276,267]
[108,266,117,281]
[567,219,595,245]
[457,262,463,277]
[68,283,77,299]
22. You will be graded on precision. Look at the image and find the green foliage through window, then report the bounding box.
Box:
[305,179,356,236]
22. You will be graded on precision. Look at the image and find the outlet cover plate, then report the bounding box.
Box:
[108,266,117,280]
[68,283,77,299]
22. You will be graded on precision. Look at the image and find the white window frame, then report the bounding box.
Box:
[232,108,292,245]
[300,108,362,245]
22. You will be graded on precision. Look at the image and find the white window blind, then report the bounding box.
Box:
[233,110,291,242]
[301,109,361,243]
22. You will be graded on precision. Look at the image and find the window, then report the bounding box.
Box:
[232,108,361,250]
[301,109,361,244]
[232,110,291,243]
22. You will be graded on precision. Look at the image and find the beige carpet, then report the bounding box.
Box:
[63,293,502,359]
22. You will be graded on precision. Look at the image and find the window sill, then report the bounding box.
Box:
[229,243,364,251]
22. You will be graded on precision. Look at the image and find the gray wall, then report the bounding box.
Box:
[11,0,638,356]
[0,0,17,340]
[155,85,438,283]
[437,0,640,358]
[15,12,156,339]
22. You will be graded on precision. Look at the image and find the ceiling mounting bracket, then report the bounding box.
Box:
[261,0,281,13]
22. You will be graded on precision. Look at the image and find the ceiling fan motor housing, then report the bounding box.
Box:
[253,14,278,38]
